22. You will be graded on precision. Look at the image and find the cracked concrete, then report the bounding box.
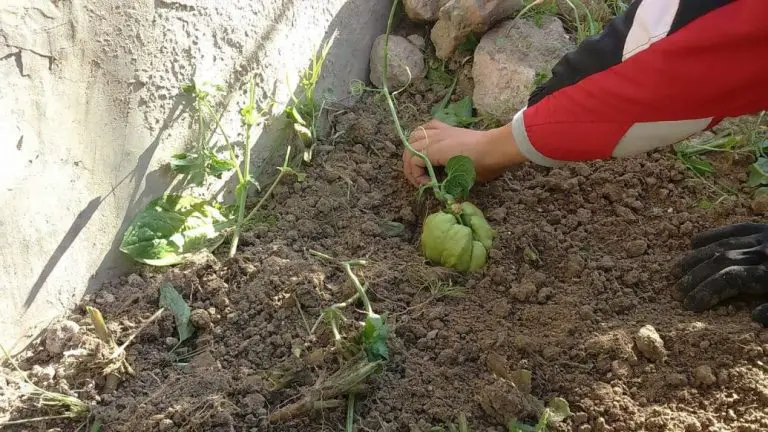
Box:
[0,0,391,353]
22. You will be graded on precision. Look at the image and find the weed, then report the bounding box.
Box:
[269,251,388,424]
[674,112,766,200]
[0,345,90,426]
[508,397,571,432]
[519,0,558,27]
[285,39,333,164]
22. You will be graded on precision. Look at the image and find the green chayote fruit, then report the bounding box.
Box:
[420,202,495,272]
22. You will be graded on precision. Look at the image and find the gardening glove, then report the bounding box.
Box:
[421,202,495,272]
[675,222,768,327]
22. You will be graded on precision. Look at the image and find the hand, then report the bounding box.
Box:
[675,222,768,326]
[403,120,526,187]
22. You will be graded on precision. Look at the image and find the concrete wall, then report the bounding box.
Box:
[0,0,392,353]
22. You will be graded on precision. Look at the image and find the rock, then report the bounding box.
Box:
[31,365,56,381]
[666,373,688,387]
[407,34,427,50]
[509,281,537,302]
[488,207,507,222]
[634,325,666,362]
[472,17,573,122]
[189,309,212,330]
[158,418,174,431]
[431,0,525,59]
[693,365,716,386]
[565,255,585,278]
[126,273,145,287]
[626,240,648,258]
[369,35,425,89]
[44,320,81,354]
[96,291,116,304]
[404,0,441,22]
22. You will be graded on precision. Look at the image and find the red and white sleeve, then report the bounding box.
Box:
[512,0,768,167]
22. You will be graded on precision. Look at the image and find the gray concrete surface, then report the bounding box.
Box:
[0,0,392,354]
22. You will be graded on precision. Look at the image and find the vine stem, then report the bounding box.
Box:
[229,78,257,257]
[343,262,374,317]
[381,0,443,201]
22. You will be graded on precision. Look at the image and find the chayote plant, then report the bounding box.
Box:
[421,201,495,272]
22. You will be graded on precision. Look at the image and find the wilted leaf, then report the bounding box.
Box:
[362,314,389,362]
[747,157,768,187]
[278,166,308,182]
[159,283,194,342]
[119,195,233,266]
[443,155,476,200]
[546,397,571,423]
[680,155,713,176]
[511,369,532,394]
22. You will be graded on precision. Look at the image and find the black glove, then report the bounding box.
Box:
[675,222,768,327]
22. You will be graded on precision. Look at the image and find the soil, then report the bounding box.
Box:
[3,25,768,432]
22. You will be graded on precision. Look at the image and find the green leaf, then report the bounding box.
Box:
[206,154,237,178]
[119,195,233,266]
[90,419,103,432]
[443,155,476,200]
[361,314,389,362]
[159,283,194,342]
[756,187,768,197]
[747,157,768,187]
[457,33,480,53]
[507,420,536,432]
[432,97,477,128]
[169,152,199,175]
[546,397,571,423]
[427,66,454,88]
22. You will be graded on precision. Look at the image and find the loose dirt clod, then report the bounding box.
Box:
[635,325,666,362]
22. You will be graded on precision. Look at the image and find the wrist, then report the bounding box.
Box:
[487,124,528,168]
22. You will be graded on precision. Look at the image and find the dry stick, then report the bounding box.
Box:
[267,354,381,422]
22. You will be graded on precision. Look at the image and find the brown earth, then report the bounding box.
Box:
[3,27,768,432]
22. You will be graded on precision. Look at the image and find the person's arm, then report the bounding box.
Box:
[512,0,768,168]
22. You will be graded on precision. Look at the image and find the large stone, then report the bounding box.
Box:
[369,35,426,89]
[404,0,443,22]
[430,0,525,60]
[472,17,573,122]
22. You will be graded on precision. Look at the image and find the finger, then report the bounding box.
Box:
[678,246,765,297]
[683,265,768,312]
[675,234,763,278]
[691,223,768,249]
[752,303,768,327]
[403,151,419,186]
[414,173,431,185]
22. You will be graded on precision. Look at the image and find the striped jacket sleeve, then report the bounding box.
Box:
[511,0,768,167]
